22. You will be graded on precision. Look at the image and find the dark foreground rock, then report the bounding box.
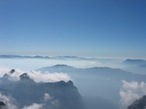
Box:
[0,70,85,109]
[128,95,146,109]
[0,101,6,109]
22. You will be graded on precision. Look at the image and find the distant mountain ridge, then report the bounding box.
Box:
[0,54,98,61]
[38,64,145,80]
[0,54,50,59]
[52,64,74,68]
[122,59,146,74]
[123,59,146,65]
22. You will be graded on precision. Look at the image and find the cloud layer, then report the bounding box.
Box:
[120,80,146,109]
[28,71,70,82]
[0,67,71,83]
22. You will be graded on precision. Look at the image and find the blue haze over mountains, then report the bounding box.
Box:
[0,55,146,109]
[38,64,146,109]
[0,70,85,109]
[0,0,146,108]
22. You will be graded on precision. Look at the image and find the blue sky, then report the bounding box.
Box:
[0,0,146,58]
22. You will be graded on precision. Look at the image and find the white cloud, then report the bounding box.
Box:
[0,67,10,77]
[51,100,60,108]
[0,68,69,109]
[0,67,23,81]
[0,67,71,83]
[120,80,146,109]
[42,93,60,109]
[0,92,17,109]
[28,71,71,83]
[8,69,23,81]
[22,103,43,109]
[43,93,52,101]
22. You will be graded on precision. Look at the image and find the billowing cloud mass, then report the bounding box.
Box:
[22,103,43,109]
[120,80,146,109]
[0,67,12,77]
[0,67,71,82]
[0,93,17,109]
[28,71,70,82]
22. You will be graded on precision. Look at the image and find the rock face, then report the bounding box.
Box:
[128,95,146,109]
[0,70,85,109]
[0,101,6,109]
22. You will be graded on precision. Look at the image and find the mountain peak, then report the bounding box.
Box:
[20,73,34,83]
[1,69,15,81]
[53,64,71,67]
[9,69,15,74]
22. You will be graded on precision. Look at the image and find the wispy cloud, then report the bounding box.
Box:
[0,67,11,77]
[22,92,60,109]
[0,57,123,71]
[120,80,146,109]
[22,103,43,109]
[43,93,52,101]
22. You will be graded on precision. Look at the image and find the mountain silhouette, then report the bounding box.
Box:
[128,95,146,109]
[0,101,6,109]
[0,70,85,109]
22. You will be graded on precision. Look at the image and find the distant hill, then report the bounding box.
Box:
[49,64,75,69]
[37,64,146,81]
[0,70,85,109]
[122,59,146,74]
[123,59,146,65]
[38,64,77,73]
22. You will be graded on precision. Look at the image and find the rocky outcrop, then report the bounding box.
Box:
[0,70,85,109]
[0,101,6,109]
[128,95,146,109]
